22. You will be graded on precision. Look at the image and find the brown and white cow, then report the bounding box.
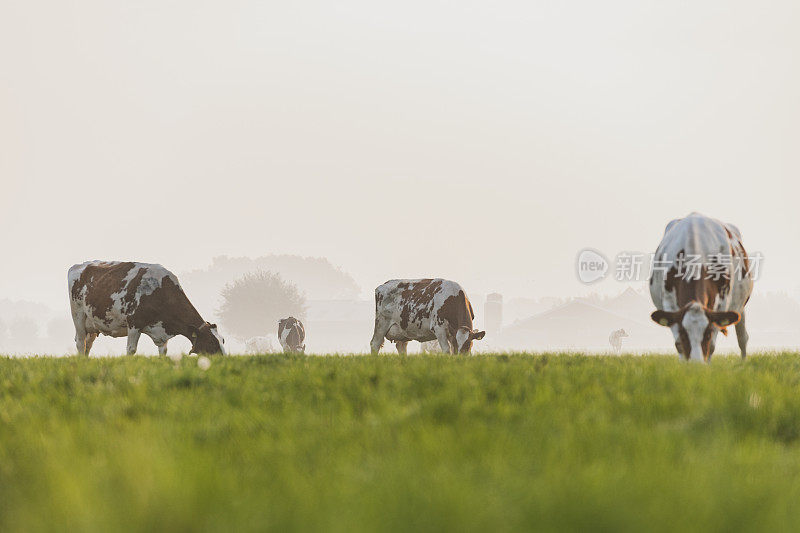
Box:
[68,261,226,356]
[649,213,753,362]
[370,278,485,354]
[278,317,305,353]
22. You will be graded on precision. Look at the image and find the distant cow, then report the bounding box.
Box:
[608,329,628,353]
[68,261,226,356]
[245,335,275,354]
[419,340,442,353]
[278,317,305,353]
[649,213,754,361]
[371,278,485,354]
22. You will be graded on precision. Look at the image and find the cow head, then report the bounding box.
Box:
[190,322,227,355]
[455,327,486,353]
[651,303,739,362]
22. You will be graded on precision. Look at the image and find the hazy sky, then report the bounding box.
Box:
[2,0,799,312]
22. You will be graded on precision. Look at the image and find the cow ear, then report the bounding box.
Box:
[651,310,679,327]
[471,330,486,340]
[708,311,741,328]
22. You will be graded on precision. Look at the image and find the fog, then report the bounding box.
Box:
[2,1,799,354]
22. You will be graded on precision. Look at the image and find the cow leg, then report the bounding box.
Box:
[433,326,453,354]
[71,309,90,355]
[395,341,408,355]
[74,322,97,356]
[126,329,141,355]
[156,342,168,356]
[83,333,98,356]
[370,320,390,354]
[74,332,85,355]
[74,327,88,355]
[735,312,749,359]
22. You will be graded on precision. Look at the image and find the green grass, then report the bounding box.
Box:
[3,353,800,532]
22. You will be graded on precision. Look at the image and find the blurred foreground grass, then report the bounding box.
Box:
[2,353,800,532]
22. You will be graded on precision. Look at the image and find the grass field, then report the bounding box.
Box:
[3,353,800,532]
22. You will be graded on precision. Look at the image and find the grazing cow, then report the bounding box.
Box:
[608,329,628,353]
[278,317,305,353]
[370,278,485,354]
[68,261,226,356]
[649,213,754,361]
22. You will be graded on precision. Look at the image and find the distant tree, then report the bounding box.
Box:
[10,316,40,341]
[217,271,306,340]
[181,254,361,306]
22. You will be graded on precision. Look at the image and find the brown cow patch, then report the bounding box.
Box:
[286,324,304,348]
[74,262,137,321]
[438,290,474,334]
[664,250,730,310]
[121,268,146,315]
[398,279,442,329]
[131,276,205,336]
